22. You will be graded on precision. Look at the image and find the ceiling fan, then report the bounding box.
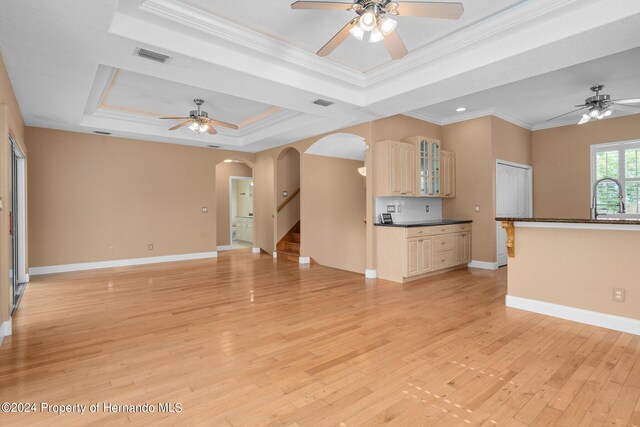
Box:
[159,99,239,135]
[547,85,640,125]
[291,0,464,60]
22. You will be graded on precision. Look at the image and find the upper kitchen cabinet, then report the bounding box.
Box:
[404,136,456,198]
[373,140,416,197]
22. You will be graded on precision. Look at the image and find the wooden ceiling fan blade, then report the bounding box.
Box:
[395,2,464,19]
[291,1,354,10]
[207,119,239,130]
[159,116,191,120]
[207,126,218,135]
[168,120,193,131]
[317,19,357,57]
[545,106,587,122]
[383,31,408,60]
[611,103,640,113]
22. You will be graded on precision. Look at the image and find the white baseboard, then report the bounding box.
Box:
[365,269,377,279]
[252,247,261,254]
[29,252,218,276]
[216,245,234,252]
[506,295,640,336]
[272,251,278,258]
[468,260,499,270]
[0,318,12,346]
[25,274,30,283]
[299,256,311,265]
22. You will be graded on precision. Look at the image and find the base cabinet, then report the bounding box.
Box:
[406,237,433,277]
[376,223,471,283]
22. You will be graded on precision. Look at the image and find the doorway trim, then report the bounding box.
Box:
[228,175,254,249]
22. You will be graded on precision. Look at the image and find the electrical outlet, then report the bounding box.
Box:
[387,205,396,213]
[426,205,430,213]
[148,244,154,251]
[474,205,480,212]
[613,288,625,303]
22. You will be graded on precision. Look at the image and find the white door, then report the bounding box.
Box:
[496,161,532,267]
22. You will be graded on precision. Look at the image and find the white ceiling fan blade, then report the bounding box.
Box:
[611,98,640,104]
[291,1,354,10]
[317,19,357,56]
[578,114,591,125]
[545,106,588,122]
[611,103,640,113]
[395,2,464,19]
[383,31,408,60]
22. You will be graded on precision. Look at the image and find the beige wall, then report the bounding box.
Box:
[442,117,495,262]
[254,154,275,254]
[508,226,640,320]
[215,162,252,247]
[532,114,640,219]
[441,116,532,264]
[303,154,366,273]
[0,51,26,326]
[26,127,255,267]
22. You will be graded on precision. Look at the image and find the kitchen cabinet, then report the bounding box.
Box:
[376,222,471,283]
[402,136,455,198]
[441,150,456,198]
[374,140,416,197]
[406,236,432,277]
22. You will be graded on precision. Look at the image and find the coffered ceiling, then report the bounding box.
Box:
[1,0,639,152]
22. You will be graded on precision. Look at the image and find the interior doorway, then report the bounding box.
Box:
[496,160,532,267]
[230,176,254,248]
[9,135,27,314]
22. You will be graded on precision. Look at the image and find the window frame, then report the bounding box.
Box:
[590,140,640,219]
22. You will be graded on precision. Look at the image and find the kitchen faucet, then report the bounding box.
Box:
[591,177,625,219]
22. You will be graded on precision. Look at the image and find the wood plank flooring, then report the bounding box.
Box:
[1,249,639,426]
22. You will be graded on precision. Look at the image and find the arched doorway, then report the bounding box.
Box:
[215,159,255,251]
[275,147,301,261]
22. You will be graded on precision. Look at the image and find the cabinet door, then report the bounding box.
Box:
[403,144,416,196]
[389,141,404,196]
[457,233,471,264]
[420,238,433,274]
[430,141,441,196]
[406,238,421,277]
[441,151,456,198]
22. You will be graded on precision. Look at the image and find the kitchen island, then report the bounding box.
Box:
[497,217,640,335]
[375,220,472,283]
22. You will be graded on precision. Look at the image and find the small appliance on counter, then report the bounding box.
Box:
[380,213,394,224]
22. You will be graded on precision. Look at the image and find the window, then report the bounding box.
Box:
[591,140,640,217]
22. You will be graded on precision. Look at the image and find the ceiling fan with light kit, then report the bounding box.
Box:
[547,85,640,125]
[159,99,239,135]
[291,0,464,59]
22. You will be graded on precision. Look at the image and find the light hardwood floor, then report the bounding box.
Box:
[1,249,639,426]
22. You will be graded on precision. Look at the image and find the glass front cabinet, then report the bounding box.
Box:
[406,136,454,197]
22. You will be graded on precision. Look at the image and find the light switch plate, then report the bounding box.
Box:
[202,207,208,213]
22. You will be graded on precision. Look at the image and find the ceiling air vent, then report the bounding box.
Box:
[94,131,111,135]
[135,48,172,64]
[313,99,334,107]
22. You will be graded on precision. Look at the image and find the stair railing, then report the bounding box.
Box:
[276,188,300,213]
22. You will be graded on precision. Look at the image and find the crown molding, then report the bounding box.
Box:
[402,111,442,126]
[404,108,534,131]
[364,0,579,84]
[140,0,366,87]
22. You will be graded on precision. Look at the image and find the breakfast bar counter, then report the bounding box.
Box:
[496,217,640,335]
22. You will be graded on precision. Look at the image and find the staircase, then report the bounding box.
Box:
[277,222,300,263]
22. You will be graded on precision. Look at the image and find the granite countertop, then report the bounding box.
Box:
[374,219,472,228]
[496,217,640,225]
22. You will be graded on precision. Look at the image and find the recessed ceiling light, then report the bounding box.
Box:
[456,107,466,112]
